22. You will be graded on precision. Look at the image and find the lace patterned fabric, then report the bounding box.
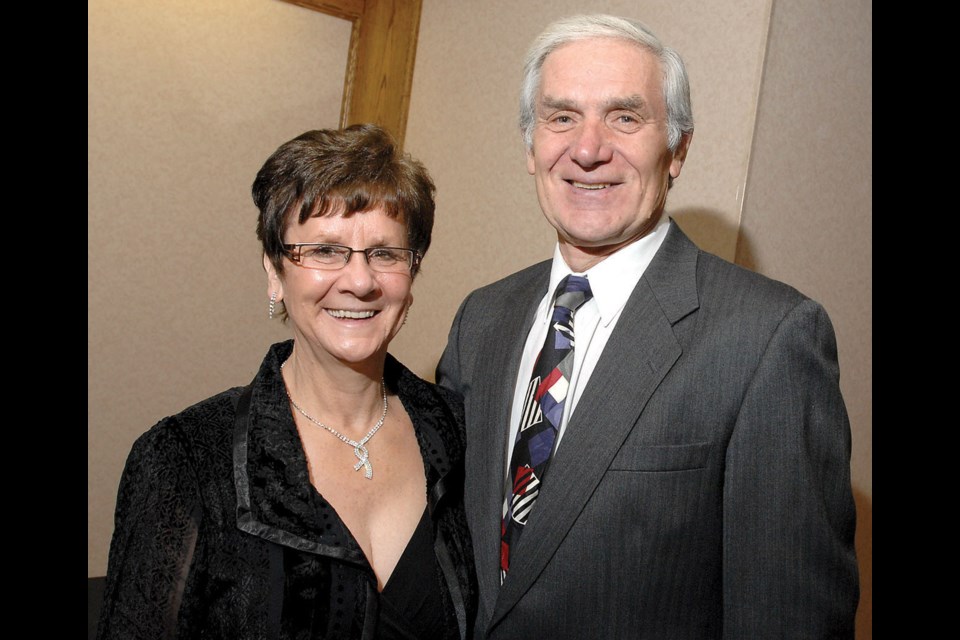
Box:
[96,340,476,639]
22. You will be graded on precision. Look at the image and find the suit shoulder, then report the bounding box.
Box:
[697,250,810,310]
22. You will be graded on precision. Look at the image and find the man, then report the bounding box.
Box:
[437,14,859,639]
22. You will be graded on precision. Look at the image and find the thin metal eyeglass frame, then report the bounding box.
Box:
[281,243,420,273]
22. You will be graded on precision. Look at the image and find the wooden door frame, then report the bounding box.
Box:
[280,0,422,148]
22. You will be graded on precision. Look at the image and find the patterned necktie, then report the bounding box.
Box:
[500,274,593,582]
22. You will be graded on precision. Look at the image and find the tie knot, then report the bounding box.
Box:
[553,275,593,312]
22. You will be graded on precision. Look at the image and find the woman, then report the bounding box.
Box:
[96,124,476,639]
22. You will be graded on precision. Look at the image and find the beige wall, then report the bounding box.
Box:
[89,0,871,634]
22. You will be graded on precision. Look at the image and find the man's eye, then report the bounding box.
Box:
[609,112,642,132]
[544,113,577,131]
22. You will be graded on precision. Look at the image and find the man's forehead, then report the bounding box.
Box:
[538,39,662,103]
[541,40,660,80]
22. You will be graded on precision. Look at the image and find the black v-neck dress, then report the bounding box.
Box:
[378,506,450,639]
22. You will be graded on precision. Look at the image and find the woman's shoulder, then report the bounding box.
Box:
[133,386,246,455]
[116,386,247,495]
[386,355,465,442]
[387,355,462,410]
[162,386,244,428]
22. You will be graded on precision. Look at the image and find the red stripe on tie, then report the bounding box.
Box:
[513,465,533,493]
[535,367,563,401]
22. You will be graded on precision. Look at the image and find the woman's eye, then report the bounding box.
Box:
[368,248,399,263]
[305,245,344,261]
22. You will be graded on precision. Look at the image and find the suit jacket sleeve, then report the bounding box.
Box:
[722,297,859,637]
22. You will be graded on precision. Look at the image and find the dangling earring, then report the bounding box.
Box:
[402,304,410,326]
[269,291,278,320]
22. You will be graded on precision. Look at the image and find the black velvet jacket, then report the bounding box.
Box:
[97,341,477,640]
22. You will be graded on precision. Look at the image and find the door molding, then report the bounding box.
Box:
[280,0,423,147]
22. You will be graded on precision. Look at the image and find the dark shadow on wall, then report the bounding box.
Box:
[671,207,746,264]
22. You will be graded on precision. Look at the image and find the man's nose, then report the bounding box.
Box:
[570,118,614,167]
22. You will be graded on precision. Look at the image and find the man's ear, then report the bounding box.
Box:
[669,132,693,179]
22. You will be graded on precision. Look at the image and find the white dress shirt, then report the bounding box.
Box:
[503,216,672,481]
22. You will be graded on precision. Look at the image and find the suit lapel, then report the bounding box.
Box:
[490,221,701,626]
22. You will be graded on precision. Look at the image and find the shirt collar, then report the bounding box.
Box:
[548,215,671,326]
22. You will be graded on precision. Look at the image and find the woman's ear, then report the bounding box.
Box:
[263,253,283,302]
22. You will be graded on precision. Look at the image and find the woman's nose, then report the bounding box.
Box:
[337,250,378,293]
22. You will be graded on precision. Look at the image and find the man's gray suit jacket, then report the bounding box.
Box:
[436,220,859,639]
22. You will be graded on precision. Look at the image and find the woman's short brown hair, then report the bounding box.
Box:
[253,123,435,276]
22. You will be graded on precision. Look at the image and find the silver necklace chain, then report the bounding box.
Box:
[280,361,387,479]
